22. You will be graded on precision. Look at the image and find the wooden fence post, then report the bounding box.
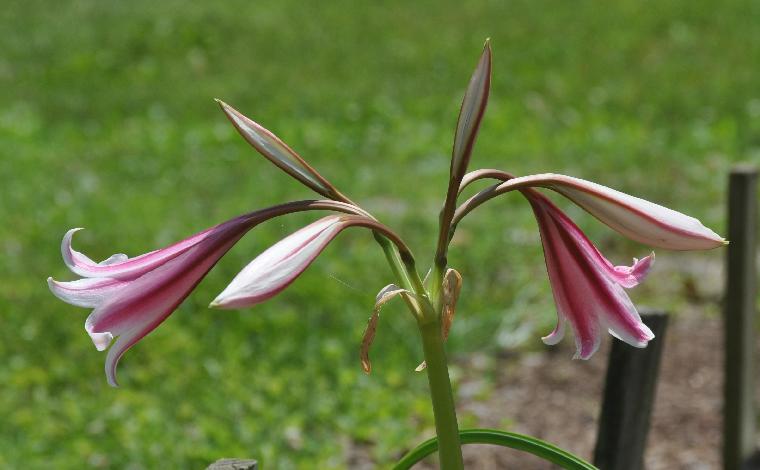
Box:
[593,310,669,470]
[724,165,758,470]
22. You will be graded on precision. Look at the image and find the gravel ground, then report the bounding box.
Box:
[446,308,725,469]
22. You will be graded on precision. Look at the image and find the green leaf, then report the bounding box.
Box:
[394,428,598,470]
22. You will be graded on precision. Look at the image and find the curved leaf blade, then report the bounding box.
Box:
[394,428,597,470]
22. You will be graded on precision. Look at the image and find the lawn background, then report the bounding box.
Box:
[1,0,757,468]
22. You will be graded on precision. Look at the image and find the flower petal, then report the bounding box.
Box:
[210,216,347,309]
[538,195,657,289]
[82,218,254,386]
[103,325,142,387]
[529,194,654,359]
[87,225,245,344]
[86,323,114,352]
[497,174,726,250]
[360,284,413,374]
[62,226,216,280]
[48,277,127,308]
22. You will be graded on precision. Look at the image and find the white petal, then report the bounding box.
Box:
[48,277,126,308]
[550,176,725,250]
[210,216,344,308]
[498,174,726,250]
[85,321,114,352]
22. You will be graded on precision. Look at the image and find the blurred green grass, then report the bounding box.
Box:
[1,0,757,468]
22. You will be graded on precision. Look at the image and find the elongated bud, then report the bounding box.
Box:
[450,39,492,184]
[211,215,412,309]
[436,40,493,262]
[216,99,344,199]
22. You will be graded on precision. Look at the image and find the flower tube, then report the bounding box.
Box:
[211,215,411,309]
[48,200,376,386]
[455,172,726,250]
[526,192,655,359]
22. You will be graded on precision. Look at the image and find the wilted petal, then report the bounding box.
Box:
[360,284,413,374]
[416,268,462,372]
[440,268,463,341]
[496,174,726,250]
[217,100,338,198]
[528,194,654,359]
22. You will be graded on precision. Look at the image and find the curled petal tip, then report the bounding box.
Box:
[86,326,114,352]
[572,336,601,360]
[622,252,655,287]
[106,372,119,388]
[46,277,66,301]
[608,323,655,348]
[541,324,565,346]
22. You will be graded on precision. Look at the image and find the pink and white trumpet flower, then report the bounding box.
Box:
[48,214,259,386]
[210,215,407,309]
[47,200,398,386]
[454,169,725,358]
[526,192,655,359]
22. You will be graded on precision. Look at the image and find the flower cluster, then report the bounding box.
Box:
[49,41,724,386]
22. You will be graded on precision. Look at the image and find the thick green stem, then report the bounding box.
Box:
[419,316,464,469]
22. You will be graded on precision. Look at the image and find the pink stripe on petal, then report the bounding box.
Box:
[537,195,656,289]
[93,228,246,386]
[62,226,217,280]
[533,202,602,359]
[210,216,345,309]
[497,174,726,250]
[529,194,654,359]
[87,220,247,338]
